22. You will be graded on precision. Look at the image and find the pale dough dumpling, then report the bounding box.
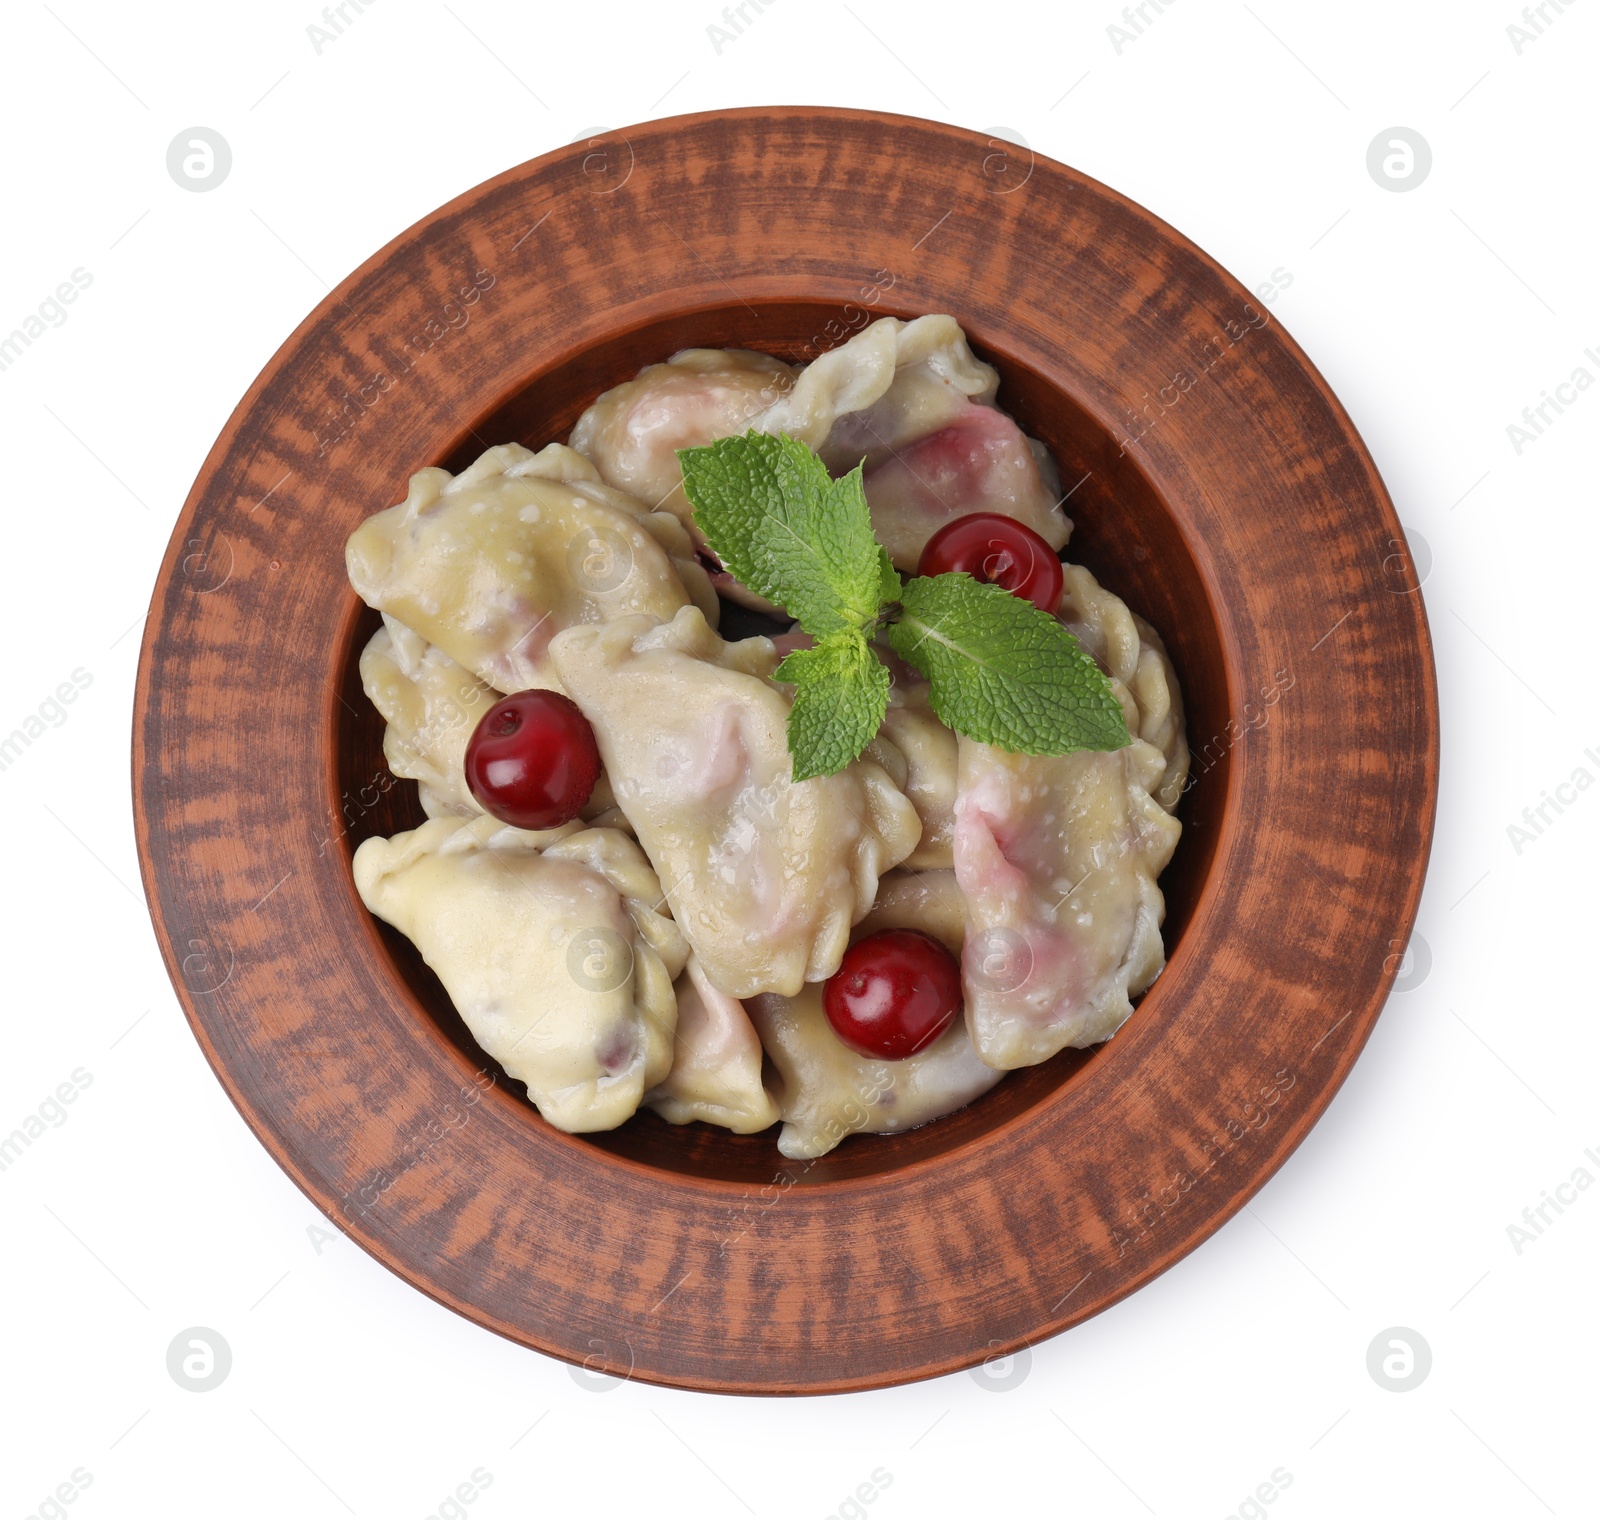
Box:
[566,317,1067,601]
[358,616,632,831]
[756,314,1069,571]
[645,956,779,1134]
[759,314,994,456]
[953,564,1188,1070]
[353,815,687,1133]
[1056,563,1189,812]
[877,666,958,871]
[548,605,922,999]
[345,442,717,695]
[746,870,1002,1160]
[359,617,496,818]
[568,349,797,542]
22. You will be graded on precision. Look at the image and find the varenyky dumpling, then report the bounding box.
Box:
[358,615,633,832]
[1057,563,1190,812]
[565,316,1069,601]
[645,955,779,1134]
[746,870,1002,1159]
[345,442,717,695]
[568,348,796,544]
[877,663,959,872]
[757,314,1070,571]
[353,814,687,1132]
[953,563,1187,1070]
[548,605,922,998]
[359,617,497,818]
[768,313,997,461]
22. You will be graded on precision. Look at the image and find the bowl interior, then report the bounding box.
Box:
[335,300,1232,1185]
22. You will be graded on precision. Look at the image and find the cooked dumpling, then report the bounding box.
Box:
[359,618,497,818]
[568,348,796,543]
[877,664,958,871]
[1056,563,1189,812]
[645,956,779,1134]
[746,870,1002,1160]
[345,442,716,695]
[353,815,687,1132]
[756,314,1068,570]
[953,564,1187,1070]
[548,605,922,998]
[358,617,632,831]
[788,313,998,465]
[859,402,1068,572]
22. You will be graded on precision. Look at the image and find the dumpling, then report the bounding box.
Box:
[548,605,922,998]
[756,314,1069,571]
[745,870,1002,1160]
[353,814,687,1132]
[357,616,633,832]
[1056,563,1189,812]
[780,313,999,465]
[568,349,797,544]
[877,664,958,871]
[345,442,716,695]
[645,956,779,1134]
[859,402,1068,572]
[952,564,1187,1070]
[359,618,497,818]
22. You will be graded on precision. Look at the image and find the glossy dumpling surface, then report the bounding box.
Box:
[645,956,779,1134]
[345,442,714,694]
[359,618,496,819]
[746,870,1002,1160]
[548,605,922,998]
[756,314,1068,570]
[953,564,1187,1070]
[353,815,687,1132]
[877,664,958,871]
[568,349,796,543]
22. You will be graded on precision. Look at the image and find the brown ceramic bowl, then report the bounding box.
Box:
[134,108,1437,1394]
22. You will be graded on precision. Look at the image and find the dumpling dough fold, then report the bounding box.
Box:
[549,605,922,998]
[358,618,631,831]
[359,619,496,819]
[645,956,779,1134]
[345,442,716,695]
[756,315,1068,571]
[568,348,796,543]
[746,870,1002,1160]
[953,564,1188,1070]
[353,815,687,1132]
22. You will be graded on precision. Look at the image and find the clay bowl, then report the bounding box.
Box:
[134,108,1437,1393]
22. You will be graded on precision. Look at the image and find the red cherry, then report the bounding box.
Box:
[823,929,962,1060]
[916,512,1065,612]
[464,690,601,830]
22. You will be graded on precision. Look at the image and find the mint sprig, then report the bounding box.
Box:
[774,629,891,781]
[677,431,1130,779]
[888,574,1129,753]
[678,433,897,635]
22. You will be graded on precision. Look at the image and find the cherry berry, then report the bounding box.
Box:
[916,512,1065,613]
[823,929,962,1061]
[464,690,601,831]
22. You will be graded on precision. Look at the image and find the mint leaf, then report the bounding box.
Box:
[677,432,792,605]
[887,573,1131,755]
[773,629,890,782]
[678,433,885,636]
[682,431,1130,776]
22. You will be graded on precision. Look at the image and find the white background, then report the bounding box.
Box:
[2,1,1596,1516]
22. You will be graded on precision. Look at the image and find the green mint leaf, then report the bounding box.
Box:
[887,573,1131,755]
[773,629,890,782]
[876,544,903,609]
[677,432,884,637]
